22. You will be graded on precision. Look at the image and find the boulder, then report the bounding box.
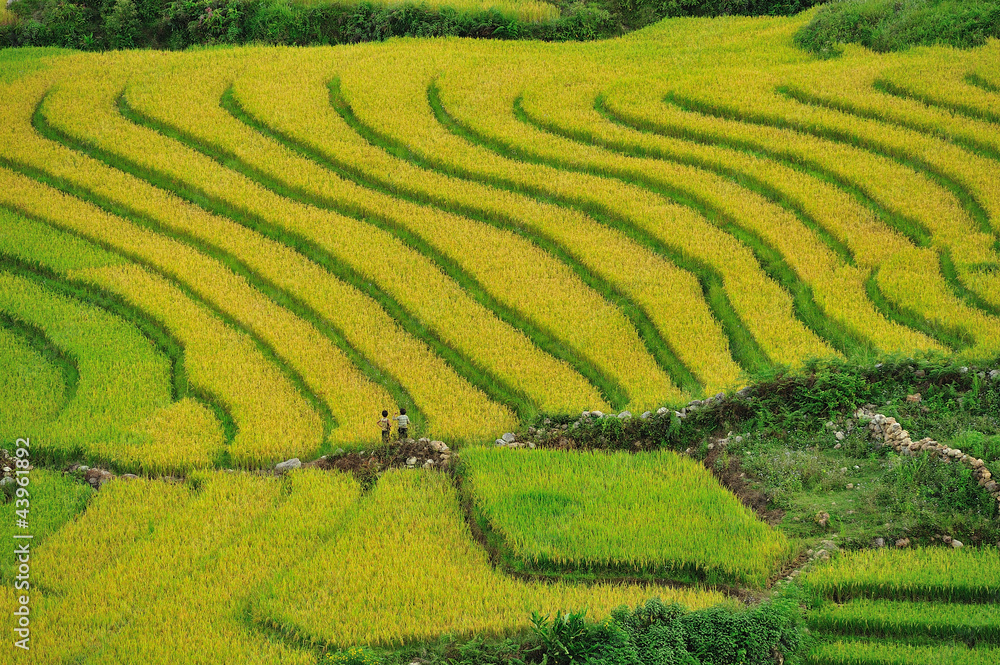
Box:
[617,411,632,420]
[502,432,516,443]
[656,407,669,415]
[274,458,301,474]
[406,457,418,466]
[85,468,115,487]
[951,539,964,549]
[895,538,910,548]
[873,537,885,548]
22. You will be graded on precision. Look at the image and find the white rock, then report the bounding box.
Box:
[274,458,301,474]
[617,411,632,419]
[502,432,516,443]
[591,411,603,418]
[656,407,669,415]
[951,539,964,549]
[836,431,846,441]
[406,457,418,466]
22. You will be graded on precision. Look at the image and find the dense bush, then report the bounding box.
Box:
[0,0,824,50]
[795,0,1000,56]
[524,597,805,665]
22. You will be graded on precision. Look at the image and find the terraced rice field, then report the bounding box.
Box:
[804,548,1000,664]
[2,21,999,469]
[2,11,999,663]
[460,447,792,586]
[0,469,726,661]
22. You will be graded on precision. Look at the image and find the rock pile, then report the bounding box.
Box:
[66,463,139,489]
[864,410,1000,508]
[299,438,453,475]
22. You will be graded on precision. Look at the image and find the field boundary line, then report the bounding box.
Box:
[28,94,428,444]
[182,86,629,411]
[423,81,784,374]
[0,250,238,465]
[91,92,538,425]
[1,150,334,455]
[871,79,1000,148]
[0,306,80,419]
[316,80,709,396]
[598,94,997,349]
[514,94,882,359]
[777,85,998,242]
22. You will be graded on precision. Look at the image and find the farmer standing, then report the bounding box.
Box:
[394,408,410,441]
[377,410,391,444]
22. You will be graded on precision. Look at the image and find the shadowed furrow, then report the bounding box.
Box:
[309,49,768,392]
[22,59,521,441]
[507,76,941,360]
[0,165,323,466]
[226,55,704,403]
[0,67,411,448]
[0,249,228,473]
[121,58,637,413]
[596,83,1000,358]
[37,54,574,429]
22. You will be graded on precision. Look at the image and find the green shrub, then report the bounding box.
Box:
[584,597,804,665]
[103,0,140,47]
[795,0,1000,55]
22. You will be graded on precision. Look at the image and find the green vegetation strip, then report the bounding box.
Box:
[320,79,705,397]
[863,269,971,352]
[208,88,625,412]
[425,82,775,375]
[95,92,530,426]
[604,93,992,348]
[587,95,856,266]
[26,94,429,445]
[520,96,877,359]
[810,599,1000,643]
[0,226,239,452]
[656,92,934,248]
[0,309,79,414]
[872,78,1000,144]
[777,85,998,241]
[5,136,330,450]
[0,469,92,583]
[966,73,1000,95]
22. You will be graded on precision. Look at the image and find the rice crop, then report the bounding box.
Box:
[0,12,996,455]
[459,447,792,587]
[807,638,1000,665]
[809,599,1000,643]
[19,469,360,664]
[804,547,1000,603]
[251,469,729,646]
